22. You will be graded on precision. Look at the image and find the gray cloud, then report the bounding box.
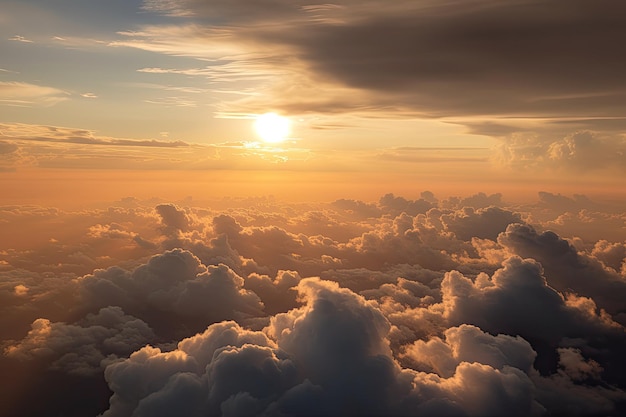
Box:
[290,1,626,119]
[498,223,626,319]
[78,249,265,338]
[135,0,626,137]
[4,306,154,376]
[441,256,623,341]
[155,203,192,234]
[442,206,522,241]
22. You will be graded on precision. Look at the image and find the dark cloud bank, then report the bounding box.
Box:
[143,0,626,125]
[1,192,625,416]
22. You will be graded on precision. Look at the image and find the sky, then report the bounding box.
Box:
[1,0,625,205]
[1,1,625,416]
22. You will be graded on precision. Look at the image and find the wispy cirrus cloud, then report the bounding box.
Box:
[0,123,189,147]
[8,35,33,43]
[0,82,69,107]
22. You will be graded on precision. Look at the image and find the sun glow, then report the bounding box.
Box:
[254,112,290,143]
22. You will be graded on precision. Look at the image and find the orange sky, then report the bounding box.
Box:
[1,0,625,208]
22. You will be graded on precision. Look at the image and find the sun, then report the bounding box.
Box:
[254,112,290,143]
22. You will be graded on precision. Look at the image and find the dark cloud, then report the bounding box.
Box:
[100,1,622,142]
[5,306,154,376]
[78,249,264,337]
[142,1,626,129]
[244,270,302,315]
[155,203,192,234]
[442,206,521,241]
[441,256,623,342]
[457,192,504,209]
[379,193,434,216]
[290,1,626,119]
[498,223,626,318]
[331,198,382,219]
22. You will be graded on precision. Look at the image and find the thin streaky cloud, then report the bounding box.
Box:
[8,35,33,43]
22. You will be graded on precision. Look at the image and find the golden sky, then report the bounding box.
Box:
[1,0,625,205]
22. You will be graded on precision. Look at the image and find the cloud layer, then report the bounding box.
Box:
[117,0,626,139]
[1,191,625,416]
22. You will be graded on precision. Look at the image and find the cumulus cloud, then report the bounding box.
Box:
[378,193,433,216]
[441,256,623,341]
[155,203,192,234]
[103,278,533,416]
[441,206,521,241]
[532,347,626,416]
[2,193,625,416]
[78,249,264,337]
[4,306,154,376]
[541,209,626,243]
[102,320,280,417]
[496,131,626,172]
[244,270,302,315]
[99,275,626,416]
[402,324,536,377]
[498,223,626,318]
[592,240,626,273]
